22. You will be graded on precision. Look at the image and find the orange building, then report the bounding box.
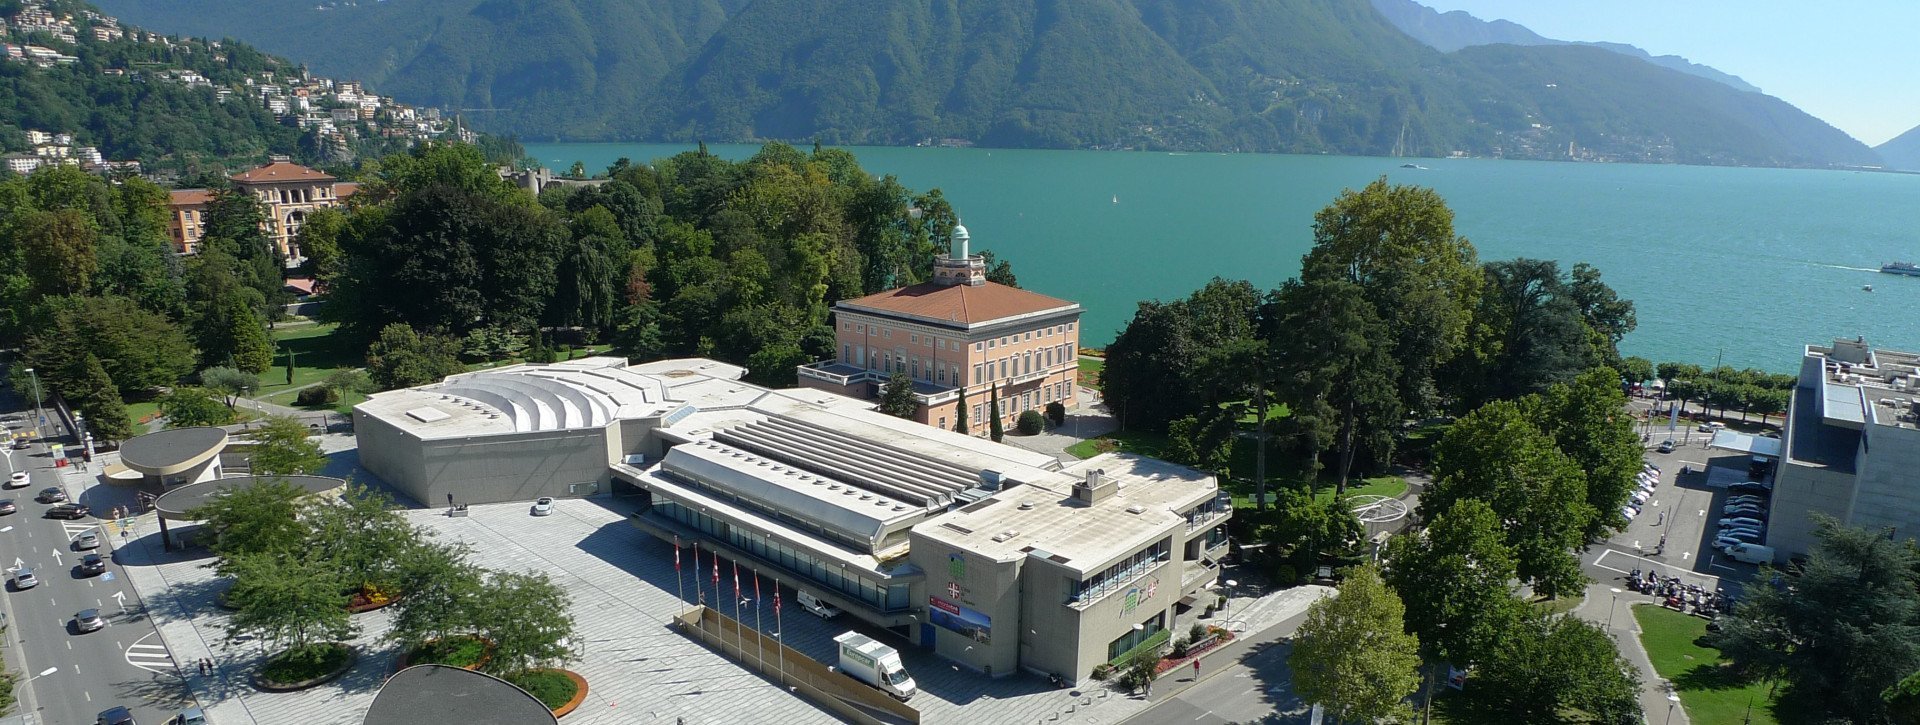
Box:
[166,156,359,263]
[798,224,1083,434]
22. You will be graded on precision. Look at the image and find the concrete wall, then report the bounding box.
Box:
[909,536,1021,678]
[354,410,614,506]
[1768,460,1855,560]
[1849,424,1920,542]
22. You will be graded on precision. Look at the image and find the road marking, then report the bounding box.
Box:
[1698,509,1706,517]
[83,691,90,702]
[1681,552,1691,561]
[66,641,71,650]
[125,632,179,676]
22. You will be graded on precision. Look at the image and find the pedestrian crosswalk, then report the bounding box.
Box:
[125,632,178,676]
[60,521,96,538]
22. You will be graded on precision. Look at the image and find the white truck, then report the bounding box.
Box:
[833,631,916,701]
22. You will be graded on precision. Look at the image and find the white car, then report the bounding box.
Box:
[4,471,26,489]
[1631,490,1651,505]
[530,497,554,517]
[1621,505,1639,520]
[73,531,100,550]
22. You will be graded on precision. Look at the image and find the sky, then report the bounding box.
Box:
[1418,1,1919,146]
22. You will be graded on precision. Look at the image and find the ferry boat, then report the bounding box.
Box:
[1882,262,1920,276]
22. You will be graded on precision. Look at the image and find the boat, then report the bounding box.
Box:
[1865,284,1875,292]
[1882,262,1920,276]
[1400,163,1427,170]
[1112,194,1118,204]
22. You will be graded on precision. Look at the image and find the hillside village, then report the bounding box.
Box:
[0,0,470,175]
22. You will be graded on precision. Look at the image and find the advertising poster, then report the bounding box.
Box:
[929,595,992,644]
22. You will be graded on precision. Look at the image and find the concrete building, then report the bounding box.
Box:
[353,356,1228,682]
[798,223,1083,435]
[166,156,360,261]
[1769,337,1920,560]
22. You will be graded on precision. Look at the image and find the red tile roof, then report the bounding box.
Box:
[838,281,1077,327]
[168,188,212,206]
[230,161,333,183]
[335,181,360,198]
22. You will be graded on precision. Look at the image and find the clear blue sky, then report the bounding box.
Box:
[1419,1,1918,146]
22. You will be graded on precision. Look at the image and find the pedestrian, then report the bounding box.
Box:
[1193,659,1200,680]
[197,659,207,676]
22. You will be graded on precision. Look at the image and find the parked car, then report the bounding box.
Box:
[10,438,29,450]
[798,590,844,618]
[1724,504,1766,516]
[5,471,26,488]
[1643,461,1661,472]
[13,567,36,589]
[1727,494,1768,505]
[1631,490,1651,505]
[530,497,554,516]
[1719,530,1765,544]
[0,499,15,515]
[175,707,208,725]
[45,503,90,520]
[35,486,63,503]
[1730,481,1773,494]
[1657,439,1676,453]
[78,553,107,576]
[73,530,100,550]
[1719,516,1766,528]
[74,608,104,633]
[1621,505,1640,520]
[97,706,135,725]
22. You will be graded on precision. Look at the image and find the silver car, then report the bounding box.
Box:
[531,497,554,516]
[13,567,36,589]
[74,608,104,633]
[74,531,100,550]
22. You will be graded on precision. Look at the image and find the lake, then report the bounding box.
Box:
[527,142,1920,372]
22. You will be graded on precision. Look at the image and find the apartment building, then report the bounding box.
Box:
[798,224,1083,434]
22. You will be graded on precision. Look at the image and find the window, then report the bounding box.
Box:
[842,344,851,362]
[1107,613,1166,661]
[1068,322,1075,331]
[911,333,918,344]
[989,339,996,349]
[973,404,983,423]
[938,416,946,429]
[937,368,946,384]
[1044,386,1051,402]
[857,324,865,334]
[1071,539,1171,605]
[974,364,983,383]
[976,342,984,352]
[883,328,891,339]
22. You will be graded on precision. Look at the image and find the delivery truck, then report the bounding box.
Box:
[833,631,916,701]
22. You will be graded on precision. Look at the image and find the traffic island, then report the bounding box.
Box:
[252,642,357,692]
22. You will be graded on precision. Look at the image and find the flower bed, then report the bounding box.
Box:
[347,584,396,613]
[1153,627,1236,675]
[401,635,492,670]
[253,643,356,692]
[504,668,585,714]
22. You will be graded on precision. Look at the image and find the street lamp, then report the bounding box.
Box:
[1222,579,1238,617]
[1608,587,1623,629]
[11,666,58,700]
[22,367,45,442]
[1665,691,1681,725]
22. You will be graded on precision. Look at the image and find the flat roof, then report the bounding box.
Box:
[913,453,1218,574]
[119,427,227,474]
[1707,430,1782,459]
[153,474,346,520]
[363,665,557,725]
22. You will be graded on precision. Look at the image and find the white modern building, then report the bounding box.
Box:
[353,357,1230,682]
[1769,337,1920,560]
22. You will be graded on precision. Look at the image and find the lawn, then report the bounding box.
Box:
[1061,427,1407,509]
[126,400,162,430]
[1634,604,1781,725]
[255,322,360,400]
[464,344,615,373]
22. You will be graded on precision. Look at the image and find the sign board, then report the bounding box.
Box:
[928,595,992,644]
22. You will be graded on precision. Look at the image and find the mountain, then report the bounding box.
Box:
[1368,0,1764,95]
[1876,125,1920,171]
[89,0,1876,168]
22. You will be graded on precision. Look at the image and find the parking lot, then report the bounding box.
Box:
[1588,425,1769,597]
[119,495,1170,725]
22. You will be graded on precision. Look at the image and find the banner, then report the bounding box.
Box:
[928,595,992,644]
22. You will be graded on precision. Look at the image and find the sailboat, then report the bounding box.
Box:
[1112,194,1119,204]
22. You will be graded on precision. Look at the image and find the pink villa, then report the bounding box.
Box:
[798,223,1083,434]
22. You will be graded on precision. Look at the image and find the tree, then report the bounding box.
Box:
[1045,401,1065,427]
[1384,499,1521,667]
[1620,356,1654,386]
[201,366,260,411]
[1445,259,1596,407]
[955,385,969,435]
[248,415,327,476]
[475,570,579,676]
[1270,276,1401,495]
[988,383,1005,442]
[1567,262,1637,367]
[320,369,373,399]
[192,282,275,374]
[1423,400,1593,598]
[18,209,99,297]
[22,295,195,396]
[365,323,465,390]
[1530,368,1643,540]
[60,352,132,441]
[1301,179,1481,416]
[187,478,314,573]
[305,484,422,597]
[1289,563,1422,723]
[1715,518,1920,722]
[1249,488,1364,584]
[1017,409,1044,435]
[223,549,356,657]
[877,372,918,419]
[1478,612,1640,722]
[386,541,487,649]
[160,387,231,428]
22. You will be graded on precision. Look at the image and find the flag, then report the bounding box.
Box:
[774,586,781,617]
[713,555,720,588]
[673,535,681,572]
[755,572,762,604]
[733,560,742,601]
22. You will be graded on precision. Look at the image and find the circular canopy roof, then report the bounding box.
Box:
[119,427,228,475]
[153,474,346,521]
[364,665,558,725]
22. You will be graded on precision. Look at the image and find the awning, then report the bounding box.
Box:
[1708,430,1782,459]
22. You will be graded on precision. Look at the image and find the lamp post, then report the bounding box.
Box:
[1608,587,1623,630]
[1222,579,1238,617]
[11,666,58,705]
[23,367,45,442]
[1665,691,1681,725]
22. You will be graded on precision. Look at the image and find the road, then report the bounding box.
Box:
[1,404,192,724]
[1123,616,1309,725]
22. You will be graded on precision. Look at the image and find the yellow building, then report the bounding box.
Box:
[166,155,359,262]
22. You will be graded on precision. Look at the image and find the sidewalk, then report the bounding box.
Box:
[1573,581,1689,725]
[1001,390,1117,463]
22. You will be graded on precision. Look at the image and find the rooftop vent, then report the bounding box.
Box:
[941,522,974,535]
[1126,505,1147,514]
[1018,501,1035,511]
[990,530,1019,543]
[892,505,906,511]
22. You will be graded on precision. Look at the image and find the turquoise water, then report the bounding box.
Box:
[528,143,1920,372]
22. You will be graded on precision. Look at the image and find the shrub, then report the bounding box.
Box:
[1272,565,1297,587]
[295,386,340,407]
[1091,663,1114,680]
[505,669,578,710]
[1189,622,1208,641]
[1017,410,1044,435]
[1046,401,1065,426]
[1172,636,1191,658]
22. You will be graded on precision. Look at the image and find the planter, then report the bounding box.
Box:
[398,635,494,672]
[347,585,398,614]
[504,668,587,716]
[252,643,357,692]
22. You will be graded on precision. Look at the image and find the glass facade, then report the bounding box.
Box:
[1107,612,1166,661]
[1069,538,1170,605]
[653,501,912,613]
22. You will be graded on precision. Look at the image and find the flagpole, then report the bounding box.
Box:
[754,572,766,672]
[732,561,745,659]
[774,577,785,683]
[673,535,685,619]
